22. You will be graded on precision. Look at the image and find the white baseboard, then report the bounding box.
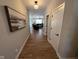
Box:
[47,38,77,59]
[15,33,30,59]
[52,45,77,59]
[53,44,77,59]
[58,55,77,59]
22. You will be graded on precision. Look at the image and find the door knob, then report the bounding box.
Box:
[56,34,59,36]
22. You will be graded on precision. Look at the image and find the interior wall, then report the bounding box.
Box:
[0,0,30,59]
[44,0,78,59]
[43,0,64,35]
[58,0,78,58]
[45,0,64,15]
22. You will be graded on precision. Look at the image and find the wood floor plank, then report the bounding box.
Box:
[19,29,59,59]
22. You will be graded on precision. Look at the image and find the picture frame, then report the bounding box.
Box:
[4,6,26,32]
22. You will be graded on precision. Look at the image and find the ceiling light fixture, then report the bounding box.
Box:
[34,1,39,9]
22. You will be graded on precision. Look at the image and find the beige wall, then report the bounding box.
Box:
[44,0,78,59]
[0,0,30,59]
[43,0,64,35]
[45,0,64,15]
[58,0,78,58]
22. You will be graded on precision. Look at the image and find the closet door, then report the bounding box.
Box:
[50,4,65,51]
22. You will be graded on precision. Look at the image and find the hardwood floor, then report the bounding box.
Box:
[19,29,59,59]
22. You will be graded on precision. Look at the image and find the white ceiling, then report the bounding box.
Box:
[22,0,64,15]
[23,0,52,15]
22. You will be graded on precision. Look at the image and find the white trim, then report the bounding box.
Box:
[58,55,77,59]
[51,45,77,59]
[47,38,77,59]
[15,33,30,59]
[50,42,77,59]
[52,3,65,13]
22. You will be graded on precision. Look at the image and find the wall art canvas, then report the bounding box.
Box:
[4,6,26,32]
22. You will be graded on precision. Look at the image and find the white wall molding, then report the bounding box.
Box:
[48,40,77,59]
[15,33,30,59]
[57,53,77,59]
[58,54,77,59]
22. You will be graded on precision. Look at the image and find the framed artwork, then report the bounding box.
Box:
[4,6,26,32]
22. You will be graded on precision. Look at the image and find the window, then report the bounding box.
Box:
[35,19,42,24]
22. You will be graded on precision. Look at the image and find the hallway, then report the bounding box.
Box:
[19,29,58,59]
[0,0,78,59]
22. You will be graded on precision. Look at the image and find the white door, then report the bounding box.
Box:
[50,4,65,51]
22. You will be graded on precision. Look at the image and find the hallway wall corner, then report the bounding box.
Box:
[15,33,30,59]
